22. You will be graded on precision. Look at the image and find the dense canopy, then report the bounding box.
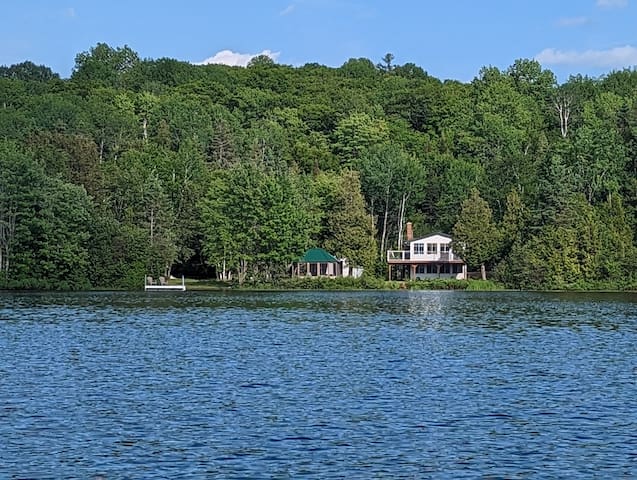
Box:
[1,44,636,289]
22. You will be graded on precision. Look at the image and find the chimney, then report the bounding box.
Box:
[406,222,413,242]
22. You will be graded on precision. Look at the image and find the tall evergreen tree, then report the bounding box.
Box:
[452,189,501,280]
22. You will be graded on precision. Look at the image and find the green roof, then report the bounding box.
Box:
[299,247,339,263]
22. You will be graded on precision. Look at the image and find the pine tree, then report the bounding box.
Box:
[452,188,501,280]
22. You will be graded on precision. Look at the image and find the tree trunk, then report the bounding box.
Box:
[370,198,377,257]
[397,193,405,247]
[0,206,16,275]
[149,206,155,243]
[380,193,390,260]
[480,263,487,281]
[238,259,248,285]
[554,96,571,139]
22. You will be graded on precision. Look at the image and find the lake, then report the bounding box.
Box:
[1,290,636,478]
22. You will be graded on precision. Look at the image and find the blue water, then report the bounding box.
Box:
[0,290,636,478]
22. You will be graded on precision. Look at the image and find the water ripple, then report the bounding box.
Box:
[0,290,636,478]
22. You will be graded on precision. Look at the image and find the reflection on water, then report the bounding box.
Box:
[1,290,636,478]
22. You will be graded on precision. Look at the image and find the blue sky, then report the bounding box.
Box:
[1,0,636,82]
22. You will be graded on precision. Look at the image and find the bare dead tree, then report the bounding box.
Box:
[554,94,572,138]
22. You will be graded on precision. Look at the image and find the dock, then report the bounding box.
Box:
[145,275,186,291]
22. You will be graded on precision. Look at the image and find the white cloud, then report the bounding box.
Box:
[535,45,637,68]
[596,0,628,7]
[280,4,296,16]
[556,16,589,27]
[195,49,281,67]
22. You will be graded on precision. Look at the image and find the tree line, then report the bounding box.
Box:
[1,43,636,289]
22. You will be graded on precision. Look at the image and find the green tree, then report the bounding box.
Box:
[0,140,91,289]
[392,63,428,80]
[101,147,178,278]
[452,189,501,280]
[334,112,389,165]
[433,155,485,231]
[72,43,140,87]
[0,61,59,82]
[377,53,395,73]
[339,58,378,79]
[570,93,627,203]
[499,188,529,259]
[247,54,276,68]
[357,144,425,258]
[201,163,316,283]
[315,170,377,272]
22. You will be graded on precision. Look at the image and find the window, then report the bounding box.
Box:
[427,243,437,254]
[440,264,451,274]
[416,264,426,274]
[452,264,464,274]
[426,264,437,274]
[414,243,424,255]
[440,243,450,254]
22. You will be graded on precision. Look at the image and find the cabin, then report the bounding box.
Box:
[386,224,466,281]
[292,248,363,278]
[293,248,343,277]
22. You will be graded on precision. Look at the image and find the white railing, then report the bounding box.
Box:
[387,250,461,262]
[387,250,410,261]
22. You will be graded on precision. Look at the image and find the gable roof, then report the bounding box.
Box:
[411,232,452,243]
[299,247,339,263]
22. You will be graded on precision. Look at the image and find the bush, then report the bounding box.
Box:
[407,279,469,290]
[465,279,504,291]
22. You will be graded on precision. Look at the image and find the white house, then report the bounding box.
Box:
[386,225,466,281]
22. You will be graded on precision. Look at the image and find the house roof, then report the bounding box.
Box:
[299,247,339,263]
[410,232,452,243]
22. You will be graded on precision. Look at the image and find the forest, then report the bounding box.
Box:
[1,44,636,290]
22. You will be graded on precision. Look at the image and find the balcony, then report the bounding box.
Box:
[387,250,461,263]
[387,250,410,262]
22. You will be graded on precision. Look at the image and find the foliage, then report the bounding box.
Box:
[0,141,91,289]
[1,44,636,290]
[407,279,469,290]
[200,162,317,283]
[452,188,501,277]
[314,170,377,271]
[72,43,139,87]
[465,280,505,291]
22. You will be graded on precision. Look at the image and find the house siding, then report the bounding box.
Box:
[387,233,467,281]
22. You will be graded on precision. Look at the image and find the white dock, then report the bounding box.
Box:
[145,275,186,291]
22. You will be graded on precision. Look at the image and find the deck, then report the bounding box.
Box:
[145,275,186,291]
[386,250,463,264]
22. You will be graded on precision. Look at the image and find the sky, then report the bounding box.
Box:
[1,0,636,83]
